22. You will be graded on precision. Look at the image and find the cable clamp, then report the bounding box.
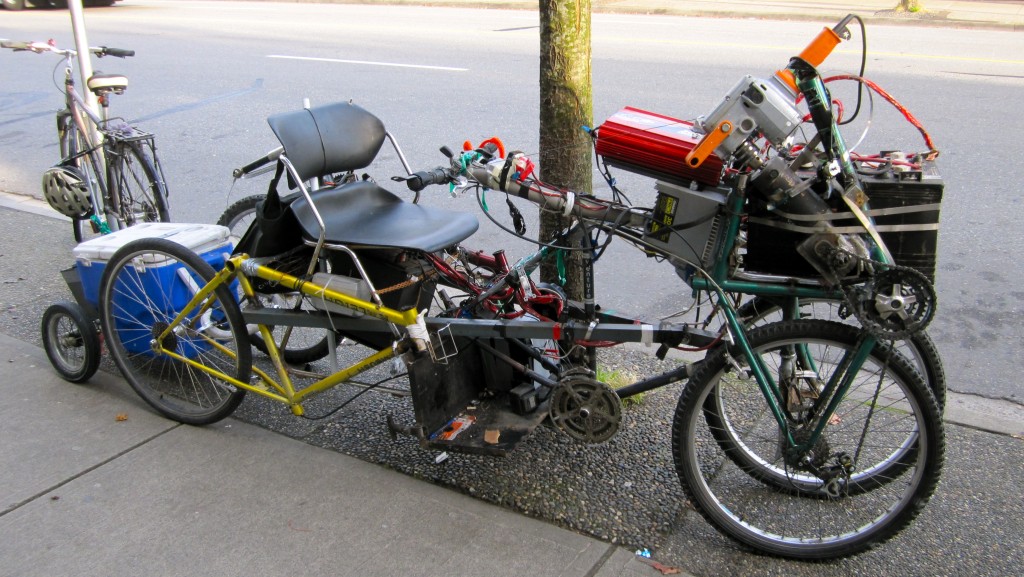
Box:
[563,191,576,218]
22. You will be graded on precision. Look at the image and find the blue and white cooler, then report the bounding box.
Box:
[73,223,234,355]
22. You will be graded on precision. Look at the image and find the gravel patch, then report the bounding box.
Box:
[230,342,693,550]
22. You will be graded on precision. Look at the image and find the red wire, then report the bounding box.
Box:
[574,340,619,348]
[823,74,939,158]
[674,338,723,353]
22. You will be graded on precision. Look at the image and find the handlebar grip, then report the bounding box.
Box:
[99,47,135,58]
[406,167,451,192]
[1,41,32,51]
[233,147,284,178]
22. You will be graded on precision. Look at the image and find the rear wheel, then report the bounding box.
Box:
[107,139,170,228]
[41,301,101,383]
[673,319,944,559]
[99,238,249,424]
[737,296,945,408]
[218,195,262,246]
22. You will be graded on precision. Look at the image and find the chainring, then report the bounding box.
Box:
[856,267,937,340]
[549,376,622,444]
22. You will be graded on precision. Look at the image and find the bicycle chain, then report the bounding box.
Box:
[825,245,937,341]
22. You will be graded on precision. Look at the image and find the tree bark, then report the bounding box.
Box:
[538,0,592,301]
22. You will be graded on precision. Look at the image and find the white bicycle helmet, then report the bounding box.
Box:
[42,165,93,218]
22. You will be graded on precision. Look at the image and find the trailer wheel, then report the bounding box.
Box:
[41,301,101,383]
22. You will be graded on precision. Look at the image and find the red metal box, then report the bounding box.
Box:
[595,107,724,187]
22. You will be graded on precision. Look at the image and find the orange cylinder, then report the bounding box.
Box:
[774,26,844,93]
[799,27,843,67]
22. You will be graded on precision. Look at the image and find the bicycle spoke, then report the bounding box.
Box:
[101,239,249,425]
[675,320,943,559]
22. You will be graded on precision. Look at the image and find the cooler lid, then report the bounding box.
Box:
[73,223,230,265]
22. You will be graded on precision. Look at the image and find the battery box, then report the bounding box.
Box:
[309,272,371,317]
[745,158,943,281]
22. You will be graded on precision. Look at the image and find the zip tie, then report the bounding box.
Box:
[584,320,597,340]
[641,323,654,347]
[562,191,575,218]
[406,310,430,353]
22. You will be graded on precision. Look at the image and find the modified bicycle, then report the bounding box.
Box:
[56,15,944,560]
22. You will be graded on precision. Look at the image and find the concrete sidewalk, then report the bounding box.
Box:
[0,329,669,577]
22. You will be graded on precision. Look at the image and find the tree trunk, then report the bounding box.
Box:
[538,0,592,301]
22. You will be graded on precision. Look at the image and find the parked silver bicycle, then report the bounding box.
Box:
[2,39,170,240]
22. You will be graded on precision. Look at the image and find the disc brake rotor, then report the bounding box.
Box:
[549,376,622,444]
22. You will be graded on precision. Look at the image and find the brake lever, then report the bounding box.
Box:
[448,175,470,198]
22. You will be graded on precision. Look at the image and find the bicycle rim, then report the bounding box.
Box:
[108,140,170,227]
[673,319,943,559]
[99,238,249,424]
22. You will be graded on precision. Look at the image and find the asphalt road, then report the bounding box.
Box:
[2,0,1023,405]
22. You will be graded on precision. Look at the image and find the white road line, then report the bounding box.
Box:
[267,55,468,72]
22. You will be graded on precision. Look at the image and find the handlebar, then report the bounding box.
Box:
[404,167,453,192]
[0,40,134,58]
[461,154,646,228]
[98,46,135,58]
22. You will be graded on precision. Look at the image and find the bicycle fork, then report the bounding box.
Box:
[716,288,878,487]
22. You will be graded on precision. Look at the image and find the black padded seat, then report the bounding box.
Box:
[290,180,479,253]
[268,102,386,182]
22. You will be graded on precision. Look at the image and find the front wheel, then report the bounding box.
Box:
[99,238,250,424]
[672,319,944,559]
[41,301,101,383]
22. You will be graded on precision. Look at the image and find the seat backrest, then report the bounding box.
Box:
[267,101,386,182]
